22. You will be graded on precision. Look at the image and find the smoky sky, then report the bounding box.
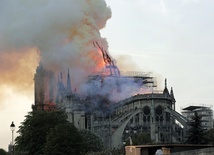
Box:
[0,0,112,95]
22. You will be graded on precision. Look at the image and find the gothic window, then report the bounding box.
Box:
[143,106,150,122]
[156,106,163,116]
[143,106,150,115]
[155,105,163,122]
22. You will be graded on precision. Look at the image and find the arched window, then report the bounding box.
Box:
[143,106,150,122]
[155,105,163,122]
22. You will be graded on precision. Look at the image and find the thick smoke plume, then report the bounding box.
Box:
[0,0,111,103]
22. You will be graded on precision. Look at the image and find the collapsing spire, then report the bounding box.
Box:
[93,42,120,76]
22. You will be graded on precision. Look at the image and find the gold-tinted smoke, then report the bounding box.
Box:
[0,48,40,97]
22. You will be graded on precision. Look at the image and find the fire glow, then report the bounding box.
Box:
[0,0,111,101]
[0,0,154,112]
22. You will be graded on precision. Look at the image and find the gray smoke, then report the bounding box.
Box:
[0,0,111,95]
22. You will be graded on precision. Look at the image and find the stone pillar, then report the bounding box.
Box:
[150,97,156,141]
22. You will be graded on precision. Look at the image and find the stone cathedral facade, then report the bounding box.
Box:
[33,63,186,148]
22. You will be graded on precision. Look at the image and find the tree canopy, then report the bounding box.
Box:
[15,110,105,155]
[185,112,207,144]
[205,128,214,144]
[133,132,152,145]
[79,129,104,154]
[15,110,70,154]
[0,148,7,155]
[125,132,152,145]
[44,123,83,155]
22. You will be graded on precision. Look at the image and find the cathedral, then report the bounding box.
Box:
[33,62,186,148]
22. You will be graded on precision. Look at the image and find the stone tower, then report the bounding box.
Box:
[33,62,56,111]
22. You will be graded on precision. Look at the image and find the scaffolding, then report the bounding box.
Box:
[181,105,213,130]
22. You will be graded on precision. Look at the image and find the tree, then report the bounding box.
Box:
[205,128,214,144]
[0,148,7,155]
[126,132,152,145]
[15,110,69,154]
[133,132,152,145]
[185,112,207,144]
[44,123,83,155]
[79,129,104,154]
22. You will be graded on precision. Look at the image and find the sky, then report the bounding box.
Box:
[1,0,214,151]
[102,0,214,107]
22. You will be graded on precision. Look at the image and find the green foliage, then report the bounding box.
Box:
[14,110,115,155]
[15,110,69,154]
[79,129,104,154]
[14,110,105,155]
[44,123,83,155]
[133,132,152,145]
[125,132,152,145]
[205,128,214,144]
[185,112,207,144]
[0,148,7,155]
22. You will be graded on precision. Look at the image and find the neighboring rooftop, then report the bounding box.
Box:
[182,106,205,111]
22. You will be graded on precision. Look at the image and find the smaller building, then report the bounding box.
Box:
[181,105,213,130]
